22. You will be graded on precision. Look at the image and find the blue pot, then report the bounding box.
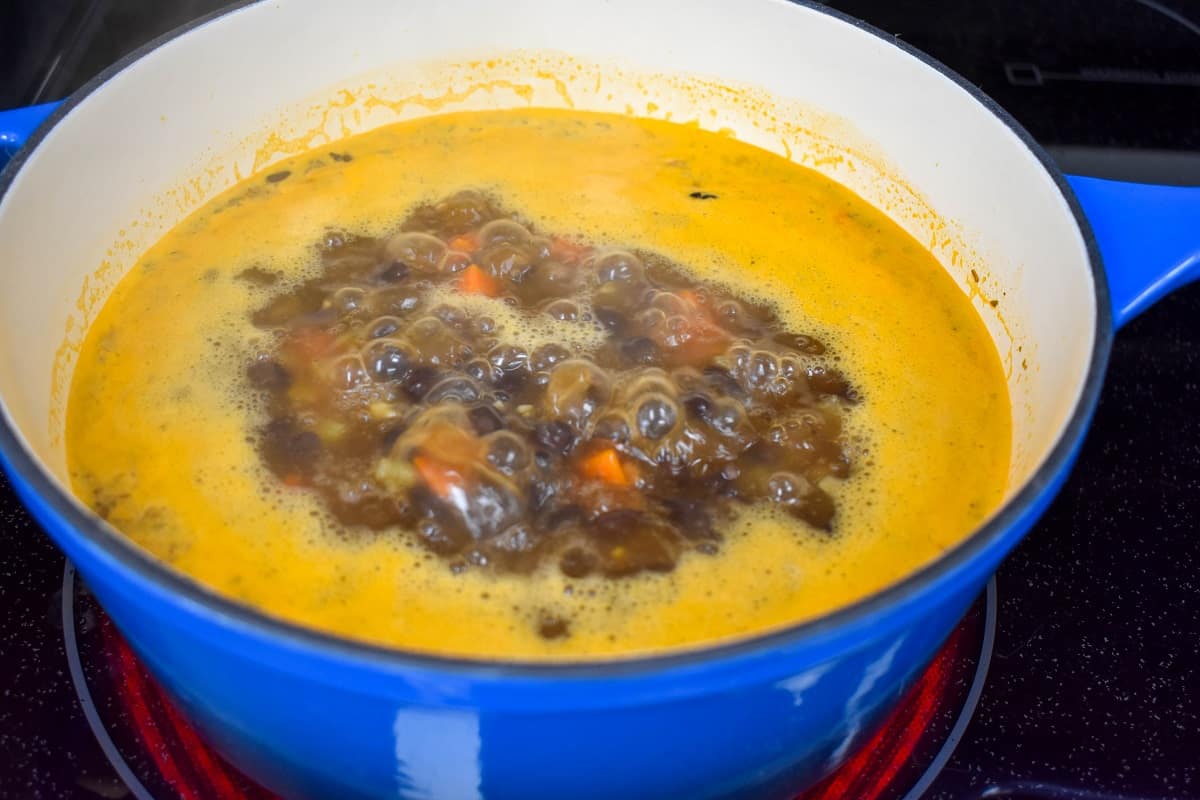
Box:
[0,1,1196,797]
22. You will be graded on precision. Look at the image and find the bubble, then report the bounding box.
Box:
[636,394,679,440]
[424,375,482,404]
[488,344,529,375]
[331,354,370,389]
[593,413,631,444]
[361,339,414,382]
[332,287,366,314]
[527,235,553,261]
[542,359,612,427]
[485,431,530,473]
[530,343,570,371]
[619,336,660,366]
[544,299,579,321]
[464,357,501,384]
[469,405,504,435]
[592,249,644,284]
[649,290,690,316]
[384,232,446,272]
[440,250,472,274]
[372,286,422,316]
[410,315,445,340]
[766,472,809,504]
[708,398,752,441]
[479,219,532,247]
[431,303,468,327]
[376,260,410,284]
[422,285,605,358]
[534,420,576,455]
[367,316,402,339]
[430,189,498,235]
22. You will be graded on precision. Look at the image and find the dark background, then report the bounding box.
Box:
[2,1,1198,798]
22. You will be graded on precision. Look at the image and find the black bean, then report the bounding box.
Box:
[703,367,749,403]
[537,614,571,639]
[774,331,826,355]
[424,376,481,404]
[528,480,558,513]
[560,547,597,578]
[469,405,505,435]
[590,511,678,577]
[535,421,576,455]
[418,516,468,556]
[465,358,500,384]
[683,393,713,421]
[637,397,677,439]
[489,344,529,374]
[487,433,529,473]
[250,284,325,327]
[363,341,412,382]
[619,336,660,366]
[266,170,291,183]
[259,419,320,476]
[491,524,538,553]
[664,498,718,542]
[403,367,438,401]
[595,251,644,284]
[593,415,631,444]
[808,367,855,401]
[541,503,582,530]
[593,307,626,334]
[368,317,401,339]
[381,425,405,452]
[237,266,280,286]
[326,491,402,530]
[377,261,411,284]
[530,344,570,371]
[246,359,291,390]
[788,487,836,532]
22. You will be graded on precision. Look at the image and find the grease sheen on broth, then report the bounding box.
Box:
[66,109,1011,660]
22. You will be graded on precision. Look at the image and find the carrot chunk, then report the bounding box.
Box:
[549,237,590,264]
[459,264,502,297]
[288,328,338,360]
[578,446,633,487]
[448,232,479,253]
[413,454,468,499]
[647,289,730,366]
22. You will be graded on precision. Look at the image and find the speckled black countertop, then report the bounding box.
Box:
[2,1,1199,798]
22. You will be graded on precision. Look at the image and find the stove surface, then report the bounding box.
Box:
[2,1,1198,798]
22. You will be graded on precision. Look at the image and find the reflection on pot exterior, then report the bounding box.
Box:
[828,636,906,768]
[394,707,483,800]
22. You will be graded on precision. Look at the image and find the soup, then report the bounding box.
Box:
[66,109,1010,660]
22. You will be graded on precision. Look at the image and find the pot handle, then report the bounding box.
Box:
[4,101,1195,331]
[0,101,61,169]
[1067,175,1200,331]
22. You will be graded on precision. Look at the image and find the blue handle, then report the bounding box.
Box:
[0,101,61,169]
[1068,175,1200,330]
[1,102,1196,329]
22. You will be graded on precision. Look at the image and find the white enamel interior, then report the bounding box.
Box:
[0,0,1095,516]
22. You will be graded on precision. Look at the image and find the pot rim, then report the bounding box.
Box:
[0,0,1112,679]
